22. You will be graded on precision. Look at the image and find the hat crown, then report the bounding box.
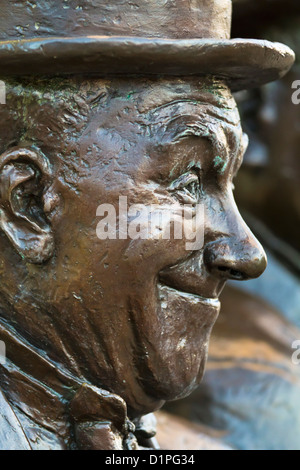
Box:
[0,0,232,41]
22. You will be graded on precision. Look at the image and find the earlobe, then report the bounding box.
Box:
[0,147,55,264]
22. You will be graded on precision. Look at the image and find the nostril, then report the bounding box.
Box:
[216,266,247,280]
[204,238,267,282]
[229,269,245,280]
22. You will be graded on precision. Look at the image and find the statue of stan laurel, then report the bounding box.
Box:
[0,0,294,450]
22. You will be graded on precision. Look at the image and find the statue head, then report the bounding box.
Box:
[0,0,294,419]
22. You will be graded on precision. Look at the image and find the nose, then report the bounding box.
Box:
[204,234,267,281]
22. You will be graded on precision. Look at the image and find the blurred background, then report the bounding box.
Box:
[161,0,300,450]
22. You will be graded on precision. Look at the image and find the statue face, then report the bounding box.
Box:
[0,77,267,417]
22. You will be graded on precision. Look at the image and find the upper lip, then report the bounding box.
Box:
[158,253,225,301]
[158,280,220,306]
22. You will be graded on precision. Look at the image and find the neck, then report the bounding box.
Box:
[0,317,157,450]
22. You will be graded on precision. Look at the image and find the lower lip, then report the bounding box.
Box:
[158,283,220,309]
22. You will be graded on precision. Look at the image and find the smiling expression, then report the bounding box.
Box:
[1,76,267,418]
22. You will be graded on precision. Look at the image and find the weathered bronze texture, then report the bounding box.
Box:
[0,0,294,90]
[0,0,295,450]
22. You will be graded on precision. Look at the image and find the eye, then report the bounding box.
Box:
[169,171,201,204]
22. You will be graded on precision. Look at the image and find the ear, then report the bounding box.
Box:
[0,147,55,264]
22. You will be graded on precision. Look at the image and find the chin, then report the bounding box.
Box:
[130,283,220,407]
[139,341,210,403]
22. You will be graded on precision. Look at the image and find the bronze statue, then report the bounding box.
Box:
[0,1,294,450]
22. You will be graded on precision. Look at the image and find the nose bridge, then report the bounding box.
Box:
[204,194,267,281]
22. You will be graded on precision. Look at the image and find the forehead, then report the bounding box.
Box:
[100,77,242,148]
[6,76,243,166]
[5,76,240,144]
[134,78,237,116]
[96,77,241,143]
[99,77,239,122]
[88,78,245,184]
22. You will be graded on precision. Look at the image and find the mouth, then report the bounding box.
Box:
[157,281,220,309]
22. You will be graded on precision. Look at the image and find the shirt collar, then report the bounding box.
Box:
[0,319,156,449]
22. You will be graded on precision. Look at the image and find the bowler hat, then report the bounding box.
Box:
[0,0,295,91]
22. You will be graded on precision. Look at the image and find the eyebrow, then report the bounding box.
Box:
[165,119,245,176]
[168,120,231,157]
[148,95,240,125]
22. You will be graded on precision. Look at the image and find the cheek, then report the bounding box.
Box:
[122,204,204,273]
[65,194,204,286]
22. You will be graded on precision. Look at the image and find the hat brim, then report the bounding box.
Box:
[0,37,295,91]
